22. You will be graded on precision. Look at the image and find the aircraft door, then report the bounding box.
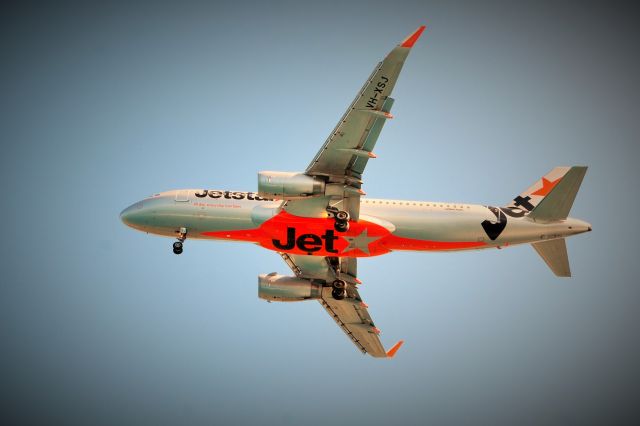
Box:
[175,190,189,202]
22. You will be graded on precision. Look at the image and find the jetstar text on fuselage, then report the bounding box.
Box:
[195,190,274,201]
[272,227,340,254]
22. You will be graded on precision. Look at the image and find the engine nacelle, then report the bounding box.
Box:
[258,273,322,302]
[258,171,325,200]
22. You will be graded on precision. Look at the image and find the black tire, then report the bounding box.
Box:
[173,247,183,255]
[326,206,339,216]
[335,210,349,221]
[332,288,346,300]
[332,279,346,290]
[334,221,349,232]
[173,241,183,250]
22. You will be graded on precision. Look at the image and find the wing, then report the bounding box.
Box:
[286,26,426,221]
[306,25,425,186]
[279,253,404,358]
[273,28,423,357]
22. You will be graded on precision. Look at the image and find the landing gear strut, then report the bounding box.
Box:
[331,279,347,300]
[327,206,350,233]
[173,227,187,255]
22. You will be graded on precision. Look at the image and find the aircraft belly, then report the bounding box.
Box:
[198,203,498,255]
[391,214,484,241]
[361,204,488,251]
[152,196,573,252]
[359,203,580,251]
[192,198,576,254]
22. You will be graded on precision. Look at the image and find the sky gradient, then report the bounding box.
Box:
[1,1,639,424]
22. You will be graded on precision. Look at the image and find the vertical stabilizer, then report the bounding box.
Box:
[505,166,587,223]
[527,166,588,223]
[506,167,571,214]
[531,238,571,277]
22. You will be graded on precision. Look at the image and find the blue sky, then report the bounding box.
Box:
[2,1,639,424]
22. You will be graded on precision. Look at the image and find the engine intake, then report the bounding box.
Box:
[258,273,322,302]
[258,171,325,200]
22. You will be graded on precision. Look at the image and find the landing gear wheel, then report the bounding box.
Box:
[332,279,346,290]
[335,210,349,221]
[332,288,346,300]
[328,209,350,232]
[331,279,347,300]
[326,206,339,216]
[172,241,183,255]
[334,220,349,233]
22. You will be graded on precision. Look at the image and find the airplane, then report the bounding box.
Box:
[120,26,591,358]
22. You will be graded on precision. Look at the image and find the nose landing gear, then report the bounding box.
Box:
[173,227,187,255]
[173,241,183,254]
[326,206,350,232]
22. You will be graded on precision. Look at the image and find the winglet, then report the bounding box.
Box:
[386,340,405,358]
[400,25,426,48]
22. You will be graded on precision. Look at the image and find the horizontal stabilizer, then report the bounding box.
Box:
[531,238,571,277]
[528,166,587,223]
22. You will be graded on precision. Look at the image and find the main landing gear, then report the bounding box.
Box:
[328,257,348,300]
[326,206,350,233]
[173,227,187,255]
[332,279,347,300]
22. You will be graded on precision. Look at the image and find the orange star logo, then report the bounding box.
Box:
[532,177,561,196]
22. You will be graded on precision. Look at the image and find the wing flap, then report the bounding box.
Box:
[351,97,395,177]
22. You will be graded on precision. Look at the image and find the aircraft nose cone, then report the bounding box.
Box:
[120,201,145,228]
[120,205,133,226]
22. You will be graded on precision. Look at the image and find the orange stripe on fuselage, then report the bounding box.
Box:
[201,210,486,257]
[380,234,486,251]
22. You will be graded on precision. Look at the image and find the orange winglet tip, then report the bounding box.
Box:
[355,278,362,284]
[386,340,404,358]
[400,25,426,48]
[360,301,369,308]
[372,327,381,335]
[368,152,378,158]
[358,189,366,195]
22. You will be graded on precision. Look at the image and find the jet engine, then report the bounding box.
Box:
[258,273,322,302]
[258,171,325,200]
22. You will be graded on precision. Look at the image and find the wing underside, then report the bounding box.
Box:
[319,284,386,357]
[305,25,425,187]
[280,253,401,358]
[285,26,426,223]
